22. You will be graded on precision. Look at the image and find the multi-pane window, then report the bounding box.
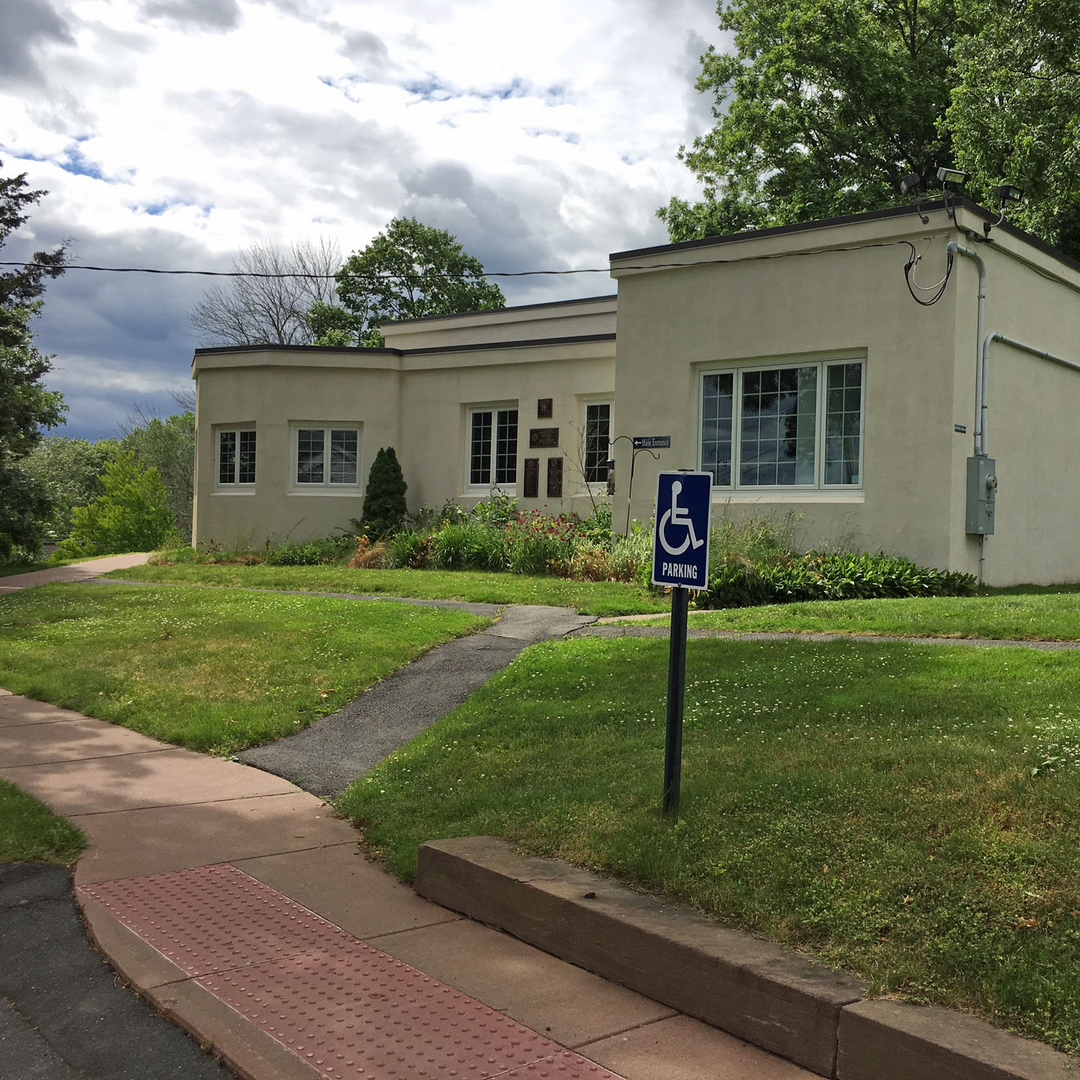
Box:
[469,407,518,488]
[700,360,863,488]
[295,426,360,487]
[218,429,256,486]
[824,363,863,485]
[583,402,612,484]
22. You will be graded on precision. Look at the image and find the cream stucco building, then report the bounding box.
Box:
[192,199,1080,585]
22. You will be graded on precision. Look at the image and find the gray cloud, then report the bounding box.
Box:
[680,29,719,140]
[8,210,217,440]
[139,0,243,33]
[337,28,391,73]
[0,0,74,87]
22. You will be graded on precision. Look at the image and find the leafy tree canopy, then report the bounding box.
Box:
[56,450,175,558]
[310,218,505,348]
[0,162,67,560]
[661,0,1080,257]
[22,436,120,541]
[947,0,1080,252]
[120,402,195,542]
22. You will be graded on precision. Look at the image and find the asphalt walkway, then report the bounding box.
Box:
[240,604,595,798]
[0,557,815,1080]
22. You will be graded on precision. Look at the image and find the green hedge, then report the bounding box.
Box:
[694,552,976,609]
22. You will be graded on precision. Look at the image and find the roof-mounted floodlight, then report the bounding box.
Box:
[937,167,970,187]
[899,172,922,197]
[984,184,1025,237]
[900,172,929,222]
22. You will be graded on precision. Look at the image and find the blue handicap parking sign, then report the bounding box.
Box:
[652,471,712,588]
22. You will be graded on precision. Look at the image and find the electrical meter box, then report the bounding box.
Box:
[966,456,997,535]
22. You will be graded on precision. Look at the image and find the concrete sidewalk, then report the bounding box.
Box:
[0,690,817,1080]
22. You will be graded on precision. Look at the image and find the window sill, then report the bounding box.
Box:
[287,488,363,497]
[712,490,864,504]
[213,488,256,495]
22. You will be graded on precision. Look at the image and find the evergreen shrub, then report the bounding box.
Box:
[361,447,408,538]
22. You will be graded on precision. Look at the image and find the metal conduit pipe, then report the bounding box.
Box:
[980,334,1080,457]
[946,241,988,455]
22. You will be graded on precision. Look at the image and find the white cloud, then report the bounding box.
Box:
[2,0,724,438]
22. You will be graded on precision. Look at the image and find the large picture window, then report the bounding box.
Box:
[293,425,360,488]
[468,406,518,488]
[218,428,256,487]
[700,360,863,489]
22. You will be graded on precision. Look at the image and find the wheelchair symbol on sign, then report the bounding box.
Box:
[659,481,706,556]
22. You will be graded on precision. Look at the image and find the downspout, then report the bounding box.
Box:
[946,242,988,455]
[946,241,988,582]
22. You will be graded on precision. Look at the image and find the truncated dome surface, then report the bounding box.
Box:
[80,863,622,1080]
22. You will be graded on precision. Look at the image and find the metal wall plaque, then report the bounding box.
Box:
[537,398,553,418]
[546,457,563,497]
[523,458,539,498]
[530,427,560,449]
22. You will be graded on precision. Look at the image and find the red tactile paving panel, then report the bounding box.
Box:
[80,863,356,976]
[78,864,623,1080]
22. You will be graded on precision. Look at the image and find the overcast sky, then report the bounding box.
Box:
[2,0,724,440]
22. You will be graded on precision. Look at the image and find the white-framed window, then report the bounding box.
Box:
[291,424,361,490]
[217,427,256,488]
[700,358,864,489]
[582,400,613,486]
[467,404,518,489]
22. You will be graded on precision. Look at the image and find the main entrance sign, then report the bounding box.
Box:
[652,471,712,589]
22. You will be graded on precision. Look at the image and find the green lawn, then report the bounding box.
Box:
[339,634,1080,1054]
[610,590,1080,641]
[104,562,669,617]
[0,780,86,863]
[0,584,489,754]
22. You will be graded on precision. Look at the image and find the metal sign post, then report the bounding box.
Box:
[652,471,712,816]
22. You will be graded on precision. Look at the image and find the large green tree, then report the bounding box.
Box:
[947,0,1080,251]
[0,163,66,560]
[662,0,1080,256]
[119,402,195,542]
[309,218,505,348]
[22,436,119,541]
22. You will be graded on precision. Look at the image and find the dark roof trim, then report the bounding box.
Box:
[381,293,617,328]
[194,344,402,357]
[193,333,616,361]
[609,199,1080,277]
[406,332,616,357]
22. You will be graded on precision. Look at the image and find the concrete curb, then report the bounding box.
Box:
[414,836,1077,1080]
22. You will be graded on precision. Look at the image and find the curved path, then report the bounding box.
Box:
[239,604,596,798]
